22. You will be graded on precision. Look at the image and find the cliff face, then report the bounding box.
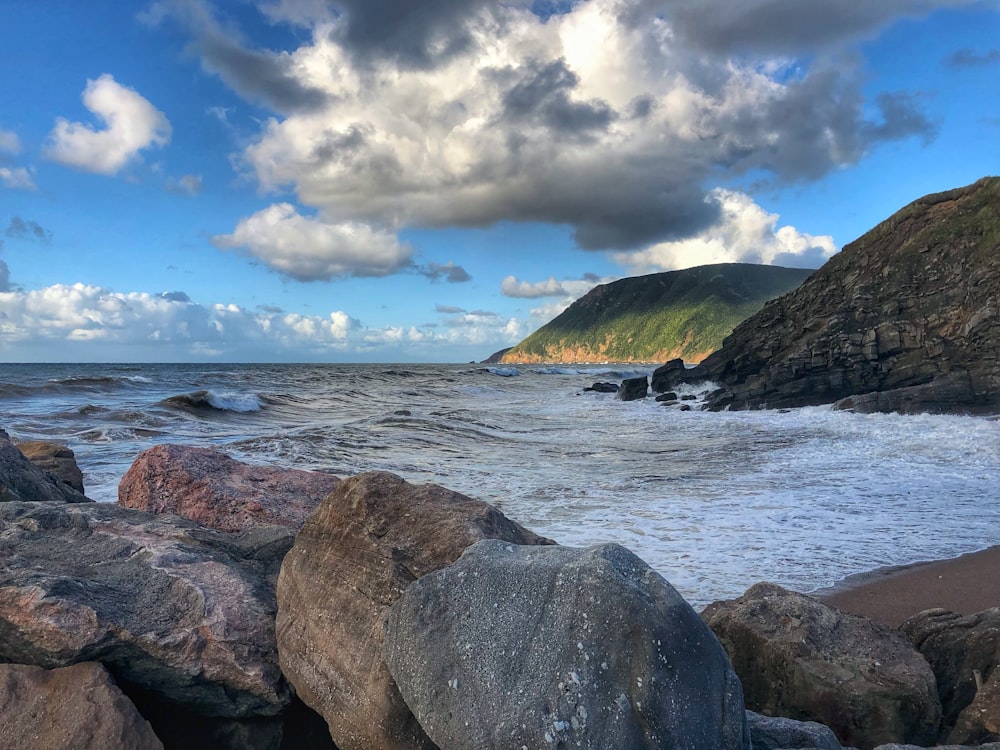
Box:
[690,177,1000,414]
[501,263,813,364]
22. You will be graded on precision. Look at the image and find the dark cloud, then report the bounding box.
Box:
[435,304,466,314]
[655,0,970,55]
[420,261,472,283]
[0,259,9,293]
[946,47,1000,67]
[158,291,192,302]
[469,309,500,318]
[198,33,330,112]
[500,59,617,135]
[5,217,51,242]
[865,91,937,144]
[258,303,285,313]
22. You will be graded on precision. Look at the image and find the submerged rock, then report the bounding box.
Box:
[0,662,163,750]
[276,470,552,750]
[0,429,89,503]
[118,444,340,532]
[703,582,940,749]
[0,501,294,718]
[384,540,751,750]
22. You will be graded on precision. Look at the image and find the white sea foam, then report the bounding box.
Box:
[205,390,264,413]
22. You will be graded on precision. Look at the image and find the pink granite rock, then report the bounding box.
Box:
[0,662,163,750]
[118,444,339,532]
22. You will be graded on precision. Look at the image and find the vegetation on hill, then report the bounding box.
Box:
[501,263,814,364]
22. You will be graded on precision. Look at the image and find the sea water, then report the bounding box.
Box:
[1,362,997,608]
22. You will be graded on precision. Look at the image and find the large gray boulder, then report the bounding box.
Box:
[276,471,552,750]
[119,444,340,532]
[0,662,163,750]
[900,607,1000,742]
[0,429,89,503]
[0,501,294,718]
[703,582,940,749]
[384,540,751,750]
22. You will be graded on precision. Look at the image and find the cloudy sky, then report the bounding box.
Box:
[1,0,997,362]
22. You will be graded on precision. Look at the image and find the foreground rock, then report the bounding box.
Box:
[276,471,553,750]
[15,440,85,493]
[118,444,340,532]
[0,429,89,503]
[617,375,649,401]
[385,540,751,750]
[0,662,163,750]
[669,177,1000,414]
[746,711,843,750]
[703,582,940,749]
[0,501,293,718]
[901,607,1000,742]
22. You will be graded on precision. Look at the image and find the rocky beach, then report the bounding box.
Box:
[3,430,1000,750]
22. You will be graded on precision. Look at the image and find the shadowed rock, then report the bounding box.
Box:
[276,470,553,750]
[384,540,751,750]
[0,429,89,503]
[0,501,294,718]
[703,582,940,749]
[16,440,85,493]
[747,710,843,750]
[118,444,340,532]
[0,662,163,750]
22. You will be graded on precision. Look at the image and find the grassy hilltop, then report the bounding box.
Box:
[501,263,814,364]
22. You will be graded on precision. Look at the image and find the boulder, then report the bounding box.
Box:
[15,440,85,493]
[747,711,843,750]
[276,471,553,750]
[702,582,940,749]
[0,501,294,718]
[872,745,1000,750]
[617,375,649,401]
[900,607,1000,739]
[0,661,163,750]
[0,429,89,503]
[949,667,1000,744]
[118,444,340,532]
[655,391,678,402]
[651,358,693,393]
[585,381,620,393]
[384,540,751,750]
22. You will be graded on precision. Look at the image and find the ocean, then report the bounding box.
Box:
[1,362,998,608]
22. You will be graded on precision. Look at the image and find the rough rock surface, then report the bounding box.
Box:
[15,440,85,493]
[118,444,340,532]
[0,661,163,750]
[0,501,294,717]
[617,375,649,401]
[276,471,553,750]
[872,745,1000,750]
[0,429,89,503]
[900,607,1000,741]
[949,667,1000,744]
[678,178,1000,414]
[747,711,844,750]
[384,540,751,750]
[702,582,941,749]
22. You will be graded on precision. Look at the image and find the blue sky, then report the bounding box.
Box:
[1,0,997,362]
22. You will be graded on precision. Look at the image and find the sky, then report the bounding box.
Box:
[0,0,997,363]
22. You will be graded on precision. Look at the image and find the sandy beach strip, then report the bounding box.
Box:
[812,545,1000,628]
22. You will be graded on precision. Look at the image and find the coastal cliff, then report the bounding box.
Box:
[668,177,1000,414]
[500,263,813,364]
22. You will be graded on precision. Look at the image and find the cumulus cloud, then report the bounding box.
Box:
[0,129,21,154]
[613,189,838,273]
[44,75,171,175]
[181,0,953,257]
[211,203,414,281]
[0,167,36,191]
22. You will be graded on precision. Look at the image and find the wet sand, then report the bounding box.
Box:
[812,545,1000,628]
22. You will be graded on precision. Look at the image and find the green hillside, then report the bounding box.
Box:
[501,263,814,364]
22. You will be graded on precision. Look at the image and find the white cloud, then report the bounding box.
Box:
[44,74,171,175]
[212,203,414,281]
[500,274,609,299]
[167,174,203,195]
[0,167,36,191]
[0,129,21,154]
[613,189,838,273]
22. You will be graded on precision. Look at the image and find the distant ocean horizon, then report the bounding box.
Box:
[2,361,998,608]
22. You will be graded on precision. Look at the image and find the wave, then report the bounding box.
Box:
[160,389,264,413]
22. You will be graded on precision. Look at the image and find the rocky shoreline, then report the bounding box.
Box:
[2,431,1000,749]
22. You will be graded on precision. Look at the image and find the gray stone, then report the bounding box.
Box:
[617,375,649,401]
[747,711,843,750]
[0,429,89,503]
[384,540,750,750]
